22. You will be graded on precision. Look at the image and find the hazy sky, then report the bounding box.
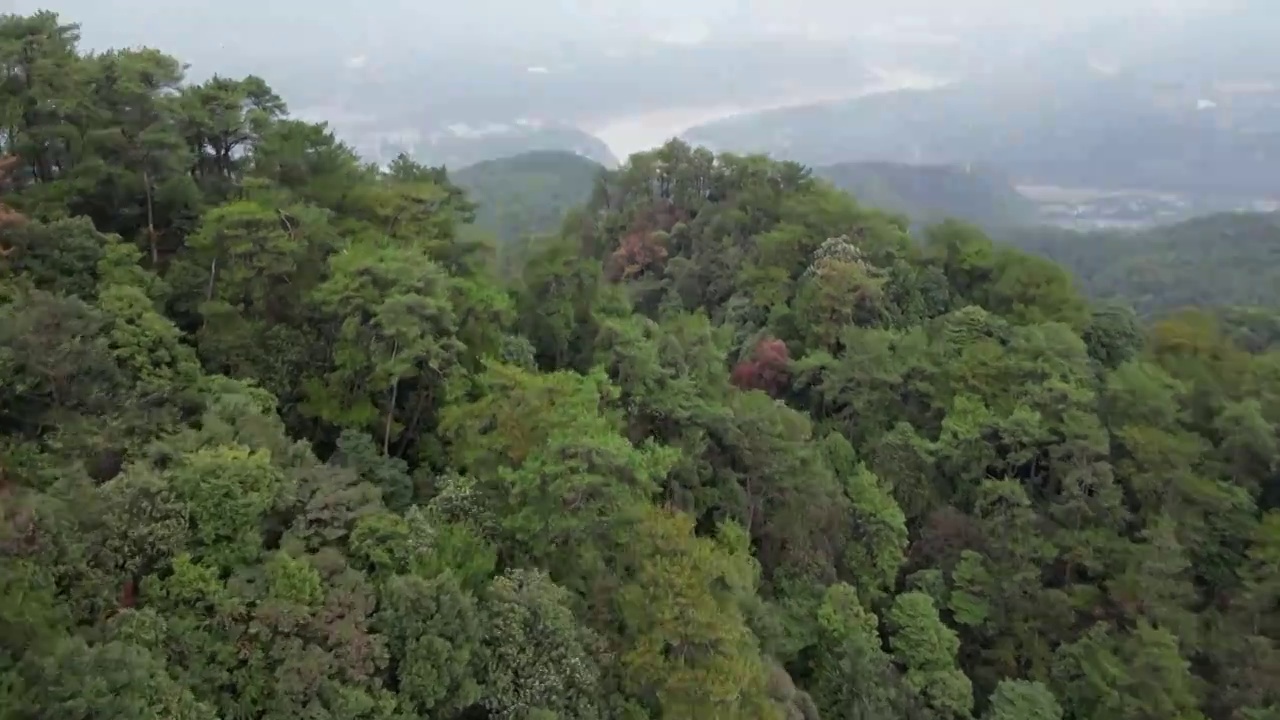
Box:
[6,0,1261,163]
[17,0,1234,54]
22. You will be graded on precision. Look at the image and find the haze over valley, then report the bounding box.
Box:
[31,0,1273,228]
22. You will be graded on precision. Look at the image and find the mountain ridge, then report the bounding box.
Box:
[452,149,605,247]
[813,159,1039,229]
[683,67,1280,199]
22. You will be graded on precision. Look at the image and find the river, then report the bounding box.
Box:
[584,67,947,159]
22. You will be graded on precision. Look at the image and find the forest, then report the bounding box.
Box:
[2,11,1279,720]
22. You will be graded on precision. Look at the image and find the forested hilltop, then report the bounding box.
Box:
[451,151,604,250]
[3,12,1280,720]
[812,161,1040,230]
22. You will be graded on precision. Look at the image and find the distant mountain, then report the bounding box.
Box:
[365,122,617,172]
[684,68,1280,200]
[453,150,605,246]
[813,161,1039,229]
[229,36,870,165]
[999,212,1280,316]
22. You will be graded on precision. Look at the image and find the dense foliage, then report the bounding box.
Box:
[3,12,1280,720]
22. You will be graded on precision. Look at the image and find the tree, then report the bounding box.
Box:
[376,572,483,716]
[731,336,792,398]
[809,583,908,719]
[887,591,975,719]
[983,680,1062,720]
[1051,622,1204,720]
[615,507,780,719]
[7,637,218,720]
[479,569,602,719]
[307,242,463,454]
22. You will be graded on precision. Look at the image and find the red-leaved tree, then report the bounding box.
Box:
[606,229,668,282]
[730,337,791,398]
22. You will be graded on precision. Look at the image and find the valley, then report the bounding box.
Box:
[1020,184,1280,230]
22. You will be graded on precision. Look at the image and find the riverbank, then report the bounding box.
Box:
[586,67,947,159]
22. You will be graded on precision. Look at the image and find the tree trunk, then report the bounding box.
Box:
[383,342,400,454]
[206,257,218,301]
[386,207,407,237]
[144,169,159,264]
[395,383,432,458]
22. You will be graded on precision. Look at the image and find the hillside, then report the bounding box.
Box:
[684,67,1280,200]
[377,121,618,171]
[1001,211,1280,316]
[453,150,604,246]
[813,160,1040,229]
[3,12,1280,720]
